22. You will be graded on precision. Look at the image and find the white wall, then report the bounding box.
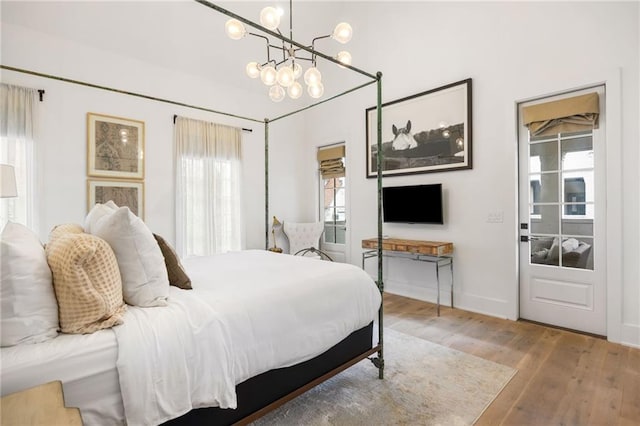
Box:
[299,1,639,346]
[2,1,638,346]
[0,20,295,251]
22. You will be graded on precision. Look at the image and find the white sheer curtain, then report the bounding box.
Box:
[0,84,38,231]
[174,116,242,257]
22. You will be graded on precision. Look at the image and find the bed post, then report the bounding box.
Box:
[376,71,384,380]
[265,118,270,250]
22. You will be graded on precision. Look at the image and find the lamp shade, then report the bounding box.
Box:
[268,85,285,102]
[336,51,352,68]
[303,67,322,86]
[307,82,324,99]
[260,65,277,86]
[276,66,295,87]
[332,22,353,44]
[287,82,303,99]
[0,164,17,198]
[225,19,246,40]
[246,62,261,79]
[260,7,281,30]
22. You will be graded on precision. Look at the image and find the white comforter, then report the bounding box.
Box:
[114,250,381,426]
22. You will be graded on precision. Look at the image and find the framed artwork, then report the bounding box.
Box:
[366,78,472,178]
[87,113,145,179]
[87,179,144,219]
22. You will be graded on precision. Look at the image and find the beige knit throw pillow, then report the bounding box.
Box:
[46,224,126,334]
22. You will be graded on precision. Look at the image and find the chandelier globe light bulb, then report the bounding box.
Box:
[225,19,246,40]
[276,67,295,87]
[335,51,352,68]
[304,67,322,86]
[260,7,281,30]
[246,62,261,79]
[269,85,286,102]
[260,65,277,86]
[332,22,353,44]
[292,63,302,79]
[307,82,324,99]
[287,82,303,99]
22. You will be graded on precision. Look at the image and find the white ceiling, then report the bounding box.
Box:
[1,1,373,104]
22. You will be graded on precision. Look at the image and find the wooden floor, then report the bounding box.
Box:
[383,293,640,426]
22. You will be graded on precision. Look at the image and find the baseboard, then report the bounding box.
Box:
[620,323,640,348]
[384,281,512,320]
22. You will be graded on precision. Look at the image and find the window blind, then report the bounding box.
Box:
[317,145,345,179]
[522,92,599,137]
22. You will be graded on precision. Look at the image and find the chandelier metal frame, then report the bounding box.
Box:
[215,0,369,101]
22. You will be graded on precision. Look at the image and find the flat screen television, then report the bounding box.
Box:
[382,184,444,224]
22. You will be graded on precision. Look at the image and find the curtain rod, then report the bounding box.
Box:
[0,64,264,124]
[172,114,252,132]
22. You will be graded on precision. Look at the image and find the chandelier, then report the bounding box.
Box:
[224,1,353,102]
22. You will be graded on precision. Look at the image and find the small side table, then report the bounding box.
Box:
[1,381,82,426]
[362,237,454,316]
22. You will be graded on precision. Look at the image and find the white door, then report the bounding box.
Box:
[518,86,606,336]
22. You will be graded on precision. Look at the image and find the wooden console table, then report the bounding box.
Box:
[362,238,454,316]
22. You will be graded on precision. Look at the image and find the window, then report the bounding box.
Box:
[0,84,38,231]
[317,144,346,248]
[174,117,242,257]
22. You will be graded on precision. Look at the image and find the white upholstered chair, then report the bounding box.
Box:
[282,222,333,261]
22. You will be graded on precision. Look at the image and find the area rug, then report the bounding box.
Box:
[251,328,517,426]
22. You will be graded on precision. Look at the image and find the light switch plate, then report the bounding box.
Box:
[487,210,504,223]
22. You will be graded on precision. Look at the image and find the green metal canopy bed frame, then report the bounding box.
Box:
[1,0,386,423]
[185,3,386,424]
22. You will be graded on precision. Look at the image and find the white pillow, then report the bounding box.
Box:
[0,222,59,346]
[84,200,118,234]
[91,207,169,307]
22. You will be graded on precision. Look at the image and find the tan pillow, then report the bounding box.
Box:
[153,234,192,290]
[49,223,84,240]
[46,227,126,334]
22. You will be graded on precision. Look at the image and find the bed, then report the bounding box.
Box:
[1,1,386,424]
[1,244,381,425]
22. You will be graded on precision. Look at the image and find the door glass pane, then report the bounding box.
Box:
[335,177,345,188]
[562,218,593,236]
[324,207,334,223]
[563,171,594,204]
[537,173,559,203]
[335,226,346,244]
[335,188,346,207]
[324,225,335,243]
[561,237,593,270]
[530,141,558,172]
[336,208,346,222]
[562,135,593,170]
[530,236,557,266]
[530,205,559,234]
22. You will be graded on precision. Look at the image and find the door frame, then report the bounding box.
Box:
[514,69,622,342]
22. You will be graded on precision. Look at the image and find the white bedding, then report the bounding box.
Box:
[1,250,381,426]
[183,250,382,383]
[0,329,123,425]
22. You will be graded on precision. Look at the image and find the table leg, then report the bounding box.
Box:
[436,260,441,316]
[450,257,454,309]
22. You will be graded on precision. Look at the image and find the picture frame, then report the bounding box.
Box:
[87,113,145,179]
[366,78,472,178]
[87,179,144,219]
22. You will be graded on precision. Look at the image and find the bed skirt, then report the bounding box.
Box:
[164,322,374,425]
